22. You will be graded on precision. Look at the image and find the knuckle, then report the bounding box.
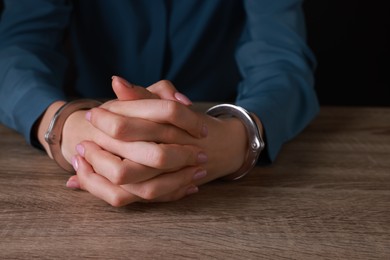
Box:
[162,100,180,120]
[109,118,127,139]
[110,163,128,185]
[109,192,127,207]
[138,185,159,200]
[150,80,174,95]
[145,146,168,168]
[159,79,173,88]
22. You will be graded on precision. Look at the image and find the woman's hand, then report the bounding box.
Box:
[64,77,249,206]
[86,77,248,180]
[59,77,210,205]
[67,151,206,207]
[110,77,249,180]
[61,77,207,169]
[65,116,248,207]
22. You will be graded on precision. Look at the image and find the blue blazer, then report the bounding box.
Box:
[0,0,319,163]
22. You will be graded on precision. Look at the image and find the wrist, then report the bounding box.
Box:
[61,110,91,164]
[43,99,102,171]
[220,117,248,174]
[36,101,67,158]
[206,104,265,180]
[195,116,247,182]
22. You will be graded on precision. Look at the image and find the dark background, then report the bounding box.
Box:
[1,1,389,106]
[303,0,390,106]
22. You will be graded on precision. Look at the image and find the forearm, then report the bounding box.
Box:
[236,0,319,162]
[0,0,70,144]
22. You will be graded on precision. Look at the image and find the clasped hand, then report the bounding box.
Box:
[62,77,247,206]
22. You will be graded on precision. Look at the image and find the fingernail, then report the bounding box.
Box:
[72,156,79,171]
[193,169,207,181]
[76,144,85,156]
[201,124,208,138]
[111,75,116,80]
[186,186,199,195]
[197,152,208,164]
[85,111,91,121]
[66,179,80,189]
[174,92,192,106]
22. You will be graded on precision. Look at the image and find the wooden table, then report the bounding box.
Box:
[0,107,389,259]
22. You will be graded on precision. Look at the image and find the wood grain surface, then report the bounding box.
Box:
[0,107,389,259]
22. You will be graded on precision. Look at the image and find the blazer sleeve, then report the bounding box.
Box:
[0,0,71,145]
[235,0,320,163]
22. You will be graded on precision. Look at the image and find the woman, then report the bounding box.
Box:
[0,0,319,206]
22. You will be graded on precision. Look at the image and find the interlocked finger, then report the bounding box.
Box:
[74,155,139,207]
[78,141,163,185]
[100,99,207,138]
[120,166,205,200]
[124,142,207,170]
[93,137,208,170]
[88,107,195,144]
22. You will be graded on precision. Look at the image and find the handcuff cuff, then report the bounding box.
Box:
[206,104,265,180]
[45,99,102,172]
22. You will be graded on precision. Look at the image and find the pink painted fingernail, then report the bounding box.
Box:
[76,144,85,156]
[85,111,91,121]
[197,152,208,164]
[174,92,192,106]
[201,123,208,138]
[193,169,207,181]
[186,186,199,195]
[66,179,80,189]
[72,156,79,171]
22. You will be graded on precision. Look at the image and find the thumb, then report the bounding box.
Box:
[147,80,193,106]
[112,76,193,106]
[111,75,158,101]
